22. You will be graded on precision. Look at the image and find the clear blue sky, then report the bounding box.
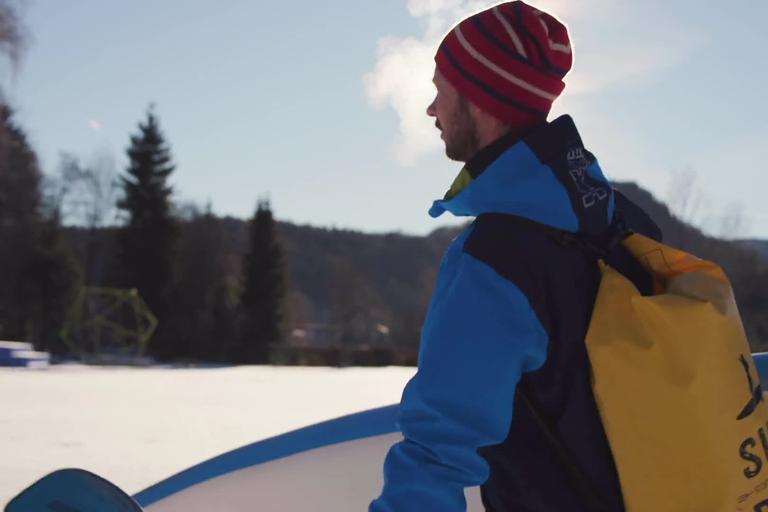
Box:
[11,0,768,238]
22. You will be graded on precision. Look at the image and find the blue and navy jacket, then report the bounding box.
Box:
[369,115,662,512]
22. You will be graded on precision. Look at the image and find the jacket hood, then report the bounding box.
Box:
[429,115,615,235]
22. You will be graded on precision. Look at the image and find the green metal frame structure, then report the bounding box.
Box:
[60,287,158,361]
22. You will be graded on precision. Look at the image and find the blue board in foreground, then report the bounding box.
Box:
[12,354,768,511]
[129,352,768,512]
[133,404,483,511]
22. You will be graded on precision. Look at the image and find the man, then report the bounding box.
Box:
[369,2,662,511]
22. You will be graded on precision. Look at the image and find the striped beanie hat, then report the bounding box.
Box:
[435,1,573,129]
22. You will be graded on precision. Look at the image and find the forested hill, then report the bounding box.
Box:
[215,180,768,354]
[272,180,768,351]
[61,180,768,359]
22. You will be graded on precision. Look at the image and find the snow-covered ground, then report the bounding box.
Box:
[0,364,415,506]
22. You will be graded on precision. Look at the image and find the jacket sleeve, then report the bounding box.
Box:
[369,251,549,512]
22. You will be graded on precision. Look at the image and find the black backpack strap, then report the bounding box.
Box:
[498,213,630,260]
[497,214,627,511]
[517,383,610,512]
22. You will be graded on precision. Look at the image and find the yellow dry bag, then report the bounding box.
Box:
[586,231,768,511]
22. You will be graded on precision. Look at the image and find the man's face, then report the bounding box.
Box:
[427,69,481,163]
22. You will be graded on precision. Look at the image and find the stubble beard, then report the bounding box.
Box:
[444,96,481,163]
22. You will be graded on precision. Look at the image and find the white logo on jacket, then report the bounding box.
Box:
[566,148,608,208]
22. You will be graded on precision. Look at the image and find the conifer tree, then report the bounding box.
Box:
[239,198,288,364]
[117,104,179,359]
[0,108,80,352]
[168,203,240,362]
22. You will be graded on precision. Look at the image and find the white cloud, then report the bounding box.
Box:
[363,35,439,166]
[88,119,102,131]
[563,45,691,97]
[363,0,493,166]
[516,0,624,21]
[363,0,703,166]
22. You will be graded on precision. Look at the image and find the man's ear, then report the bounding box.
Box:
[467,100,484,119]
[469,102,510,137]
[467,101,498,127]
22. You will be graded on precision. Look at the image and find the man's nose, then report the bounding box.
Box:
[426,100,436,117]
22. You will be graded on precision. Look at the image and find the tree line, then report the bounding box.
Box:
[1,105,291,364]
[1,101,442,366]
[4,104,768,366]
[3,1,767,365]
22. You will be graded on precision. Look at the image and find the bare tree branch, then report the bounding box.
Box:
[56,149,120,229]
[0,1,30,162]
[0,0,28,77]
[719,201,746,241]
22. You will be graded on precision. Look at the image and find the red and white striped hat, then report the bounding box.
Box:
[435,1,573,129]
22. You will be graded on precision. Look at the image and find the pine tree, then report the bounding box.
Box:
[117,104,179,360]
[24,215,83,354]
[239,198,288,364]
[0,107,81,352]
[167,204,241,362]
